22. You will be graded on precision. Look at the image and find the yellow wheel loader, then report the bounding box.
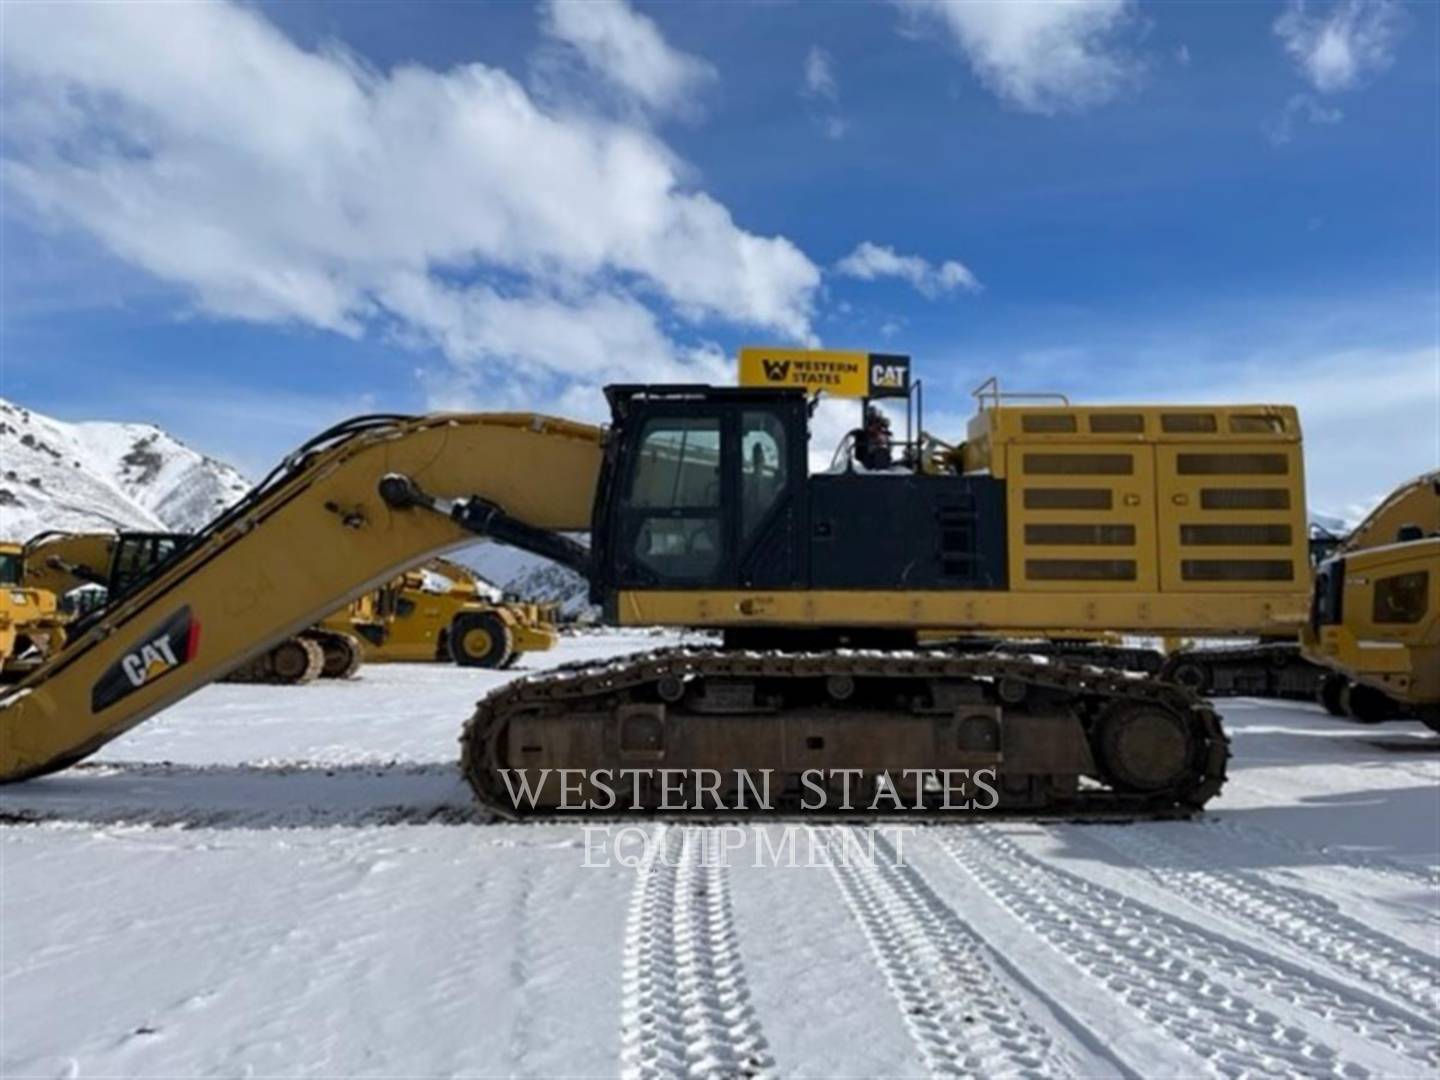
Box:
[0,346,1349,818]
[21,530,364,684]
[0,543,66,681]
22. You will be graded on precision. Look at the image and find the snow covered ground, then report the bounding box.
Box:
[2,631,1436,1078]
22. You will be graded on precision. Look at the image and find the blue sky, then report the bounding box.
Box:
[1,0,1436,514]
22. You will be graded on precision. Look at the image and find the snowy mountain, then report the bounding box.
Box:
[452,540,594,620]
[0,397,252,540]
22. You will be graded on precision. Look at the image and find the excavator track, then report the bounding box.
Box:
[1159,642,1322,701]
[220,636,325,686]
[460,649,1228,820]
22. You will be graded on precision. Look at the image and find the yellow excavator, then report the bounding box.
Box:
[21,530,367,683]
[336,559,557,667]
[1304,472,1439,729]
[2,347,1336,817]
[0,542,66,681]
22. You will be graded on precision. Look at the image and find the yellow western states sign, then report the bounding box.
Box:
[738,348,911,399]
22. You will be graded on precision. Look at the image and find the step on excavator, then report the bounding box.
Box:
[0,346,1346,818]
[21,530,367,683]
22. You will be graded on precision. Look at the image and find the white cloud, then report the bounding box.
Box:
[898,0,1143,115]
[800,46,847,140]
[1274,0,1405,94]
[540,0,715,116]
[1,0,818,408]
[1265,92,1344,145]
[834,242,981,298]
[803,47,839,102]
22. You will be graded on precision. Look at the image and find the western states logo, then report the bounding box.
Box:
[761,358,791,381]
[91,606,200,712]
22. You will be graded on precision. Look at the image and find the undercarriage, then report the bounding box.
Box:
[461,649,1229,820]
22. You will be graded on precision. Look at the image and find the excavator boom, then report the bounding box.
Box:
[0,413,603,781]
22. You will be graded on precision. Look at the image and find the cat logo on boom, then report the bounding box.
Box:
[90,606,200,712]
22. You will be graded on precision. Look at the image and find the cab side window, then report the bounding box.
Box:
[1373,570,1429,624]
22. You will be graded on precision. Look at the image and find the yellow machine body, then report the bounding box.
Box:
[619,399,1309,638]
[1341,472,1440,554]
[352,561,558,665]
[1306,538,1438,705]
[21,532,118,595]
[0,542,67,678]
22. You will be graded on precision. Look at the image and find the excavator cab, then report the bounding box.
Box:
[595,386,810,595]
[107,533,192,599]
[591,386,1007,639]
[0,547,20,587]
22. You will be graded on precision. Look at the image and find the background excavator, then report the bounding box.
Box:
[327,558,557,668]
[1304,473,1439,729]
[0,346,1348,817]
[21,530,369,683]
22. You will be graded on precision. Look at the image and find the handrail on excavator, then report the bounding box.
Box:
[971,376,1071,409]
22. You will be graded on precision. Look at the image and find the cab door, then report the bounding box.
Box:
[736,403,805,589]
[609,410,733,589]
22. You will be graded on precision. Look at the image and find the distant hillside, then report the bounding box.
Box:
[0,398,251,539]
[450,540,595,620]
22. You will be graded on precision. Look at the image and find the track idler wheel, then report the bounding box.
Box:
[449,612,513,669]
[1318,673,1349,717]
[1164,658,1211,696]
[1341,682,1397,724]
[1094,703,1196,793]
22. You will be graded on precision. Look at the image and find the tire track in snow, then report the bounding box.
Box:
[1204,818,1440,891]
[620,826,773,1080]
[938,827,1435,1078]
[826,826,1073,1078]
[1092,826,1440,1019]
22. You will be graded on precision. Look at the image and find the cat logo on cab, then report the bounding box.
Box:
[91,606,200,712]
[869,355,910,397]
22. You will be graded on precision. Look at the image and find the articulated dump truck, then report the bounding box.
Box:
[1,347,1340,819]
[324,558,557,669]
